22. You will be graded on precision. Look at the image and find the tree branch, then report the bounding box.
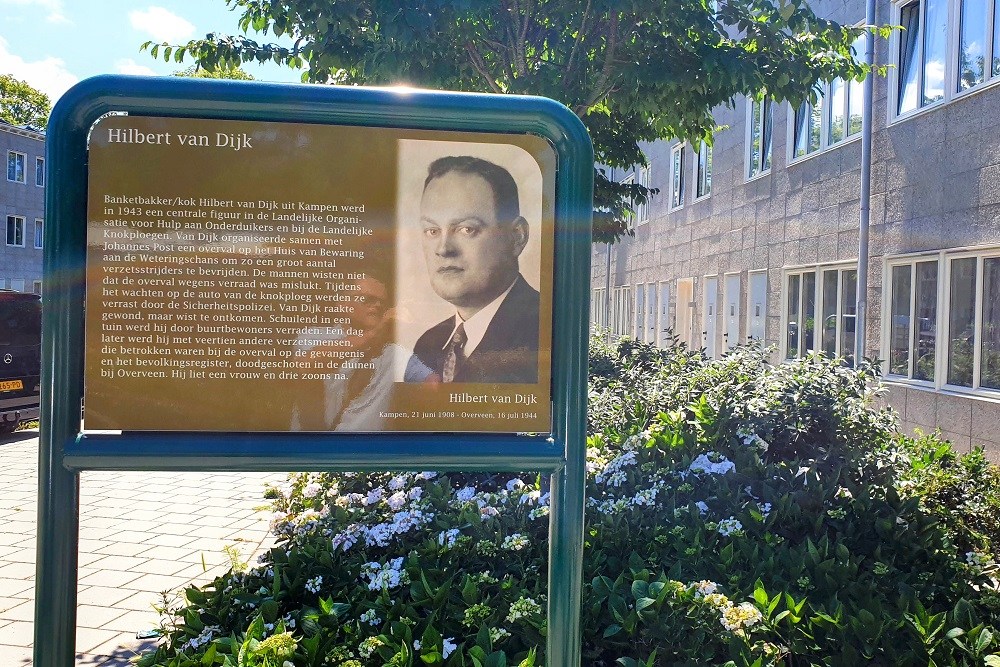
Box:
[576,12,620,116]
[464,41,504,93]
[565,0,593,87]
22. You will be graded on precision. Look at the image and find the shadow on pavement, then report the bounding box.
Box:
[0,428,38,446]
[76,638,158,666]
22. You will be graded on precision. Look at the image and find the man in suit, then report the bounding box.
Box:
[405,155,539,384]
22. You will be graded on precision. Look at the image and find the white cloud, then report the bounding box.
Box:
[115,59,158,76]
[129,6,196,44]
[0,36,78,103]
[0,0,68,24]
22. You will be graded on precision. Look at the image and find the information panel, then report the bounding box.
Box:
[84,116,555,433]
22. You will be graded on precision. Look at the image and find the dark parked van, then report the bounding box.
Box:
[0,290,41,433]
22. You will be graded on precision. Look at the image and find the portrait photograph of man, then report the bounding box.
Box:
[395,140,547,385]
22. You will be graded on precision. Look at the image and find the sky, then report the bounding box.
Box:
[0,0,303,105]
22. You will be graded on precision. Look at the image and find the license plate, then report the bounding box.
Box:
[0,380,23,392]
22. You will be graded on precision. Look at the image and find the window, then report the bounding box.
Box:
[945,251,1000,391]
[695,140,712,199]
[7,151,26,183]
[635,165,651,224]
[887,259,939,381]
[784,264,857,364]
[612,285,633,337]
[591,287,607,328]
[10,279,24,292]
[35,157,44,187]
[34,219,43,249]
[895,0,999,117]
[746,95,772,179]
[32,281,42,295]
[883,248,1000,395]
[791,34,865,160]
[6,216,25,247]
[670,144,685,209]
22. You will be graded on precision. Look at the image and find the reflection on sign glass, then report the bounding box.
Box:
[84,116,555,433]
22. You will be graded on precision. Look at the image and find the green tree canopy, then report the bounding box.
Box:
[173,64,255,80]
[0,74,51,128]
[144,0,875,243]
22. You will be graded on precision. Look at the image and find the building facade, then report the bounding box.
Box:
[2,121,45,294]
[591,0,1000,458]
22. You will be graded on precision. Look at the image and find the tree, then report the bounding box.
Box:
[0,74,51,128]
[173,64,255,80]
[143,1,877,243]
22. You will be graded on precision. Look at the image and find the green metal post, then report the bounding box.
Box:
[35,85,89,666]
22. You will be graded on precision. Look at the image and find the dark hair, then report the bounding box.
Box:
[424,155,520,223]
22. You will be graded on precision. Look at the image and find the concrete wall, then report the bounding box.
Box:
[592,0,1000,456]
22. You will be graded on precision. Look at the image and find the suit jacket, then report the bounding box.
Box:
[406,275,540,384]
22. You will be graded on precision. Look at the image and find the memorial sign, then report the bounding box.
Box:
[85,116,555,432]
[38,76,592,667]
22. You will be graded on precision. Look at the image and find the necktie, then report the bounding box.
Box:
[442,323,467,383]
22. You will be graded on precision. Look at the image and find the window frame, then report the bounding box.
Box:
[32,280,42,295]
[694,139,713,201]
[942,247,1000,395]
[788,29,866,164]
[7,150,27,183]
[6,215,26,247]
[35,156,45,187]
[882,254,942,386]
[670,144,685,210]
[881,246,1000,398]
[889,0,1000,123]
[635,165,651,225]
[745,94,773,181]
[34,218,43,249]
[780,262,859,363]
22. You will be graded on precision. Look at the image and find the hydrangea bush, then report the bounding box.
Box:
[139,336,1000,666]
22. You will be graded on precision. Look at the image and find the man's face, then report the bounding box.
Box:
[420,171,527,318]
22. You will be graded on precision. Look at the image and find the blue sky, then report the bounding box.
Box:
[0,1,303,104]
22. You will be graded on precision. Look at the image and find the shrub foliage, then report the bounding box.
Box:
[139,337,1000,666]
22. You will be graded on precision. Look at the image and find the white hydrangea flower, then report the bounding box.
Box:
[692,580,719,597]
[506,478,526,491]
[695,501,710,515]
[596,451,637,487]
[304,575,322,593]
[519,490,542,505]
[688,453,736,476]
[720,601,764,633]
[302,482,322,498]
[442,637,457,659]
[438,528,460,549]
[388,474,408,491]
[360,557,408,591]
[716,517,743,536]
[360,609,381,626]
[420,471,438,480]
[364,487,385,506]
[506,596,542,622]
[386,491,407,511]
[455,486,477,502]
[502,533,530,551]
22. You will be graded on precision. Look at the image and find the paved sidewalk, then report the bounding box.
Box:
[0,429,288,666]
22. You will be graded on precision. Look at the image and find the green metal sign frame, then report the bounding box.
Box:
[37,75,592,666]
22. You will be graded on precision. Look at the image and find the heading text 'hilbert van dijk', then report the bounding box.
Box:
[106,128,254,151]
